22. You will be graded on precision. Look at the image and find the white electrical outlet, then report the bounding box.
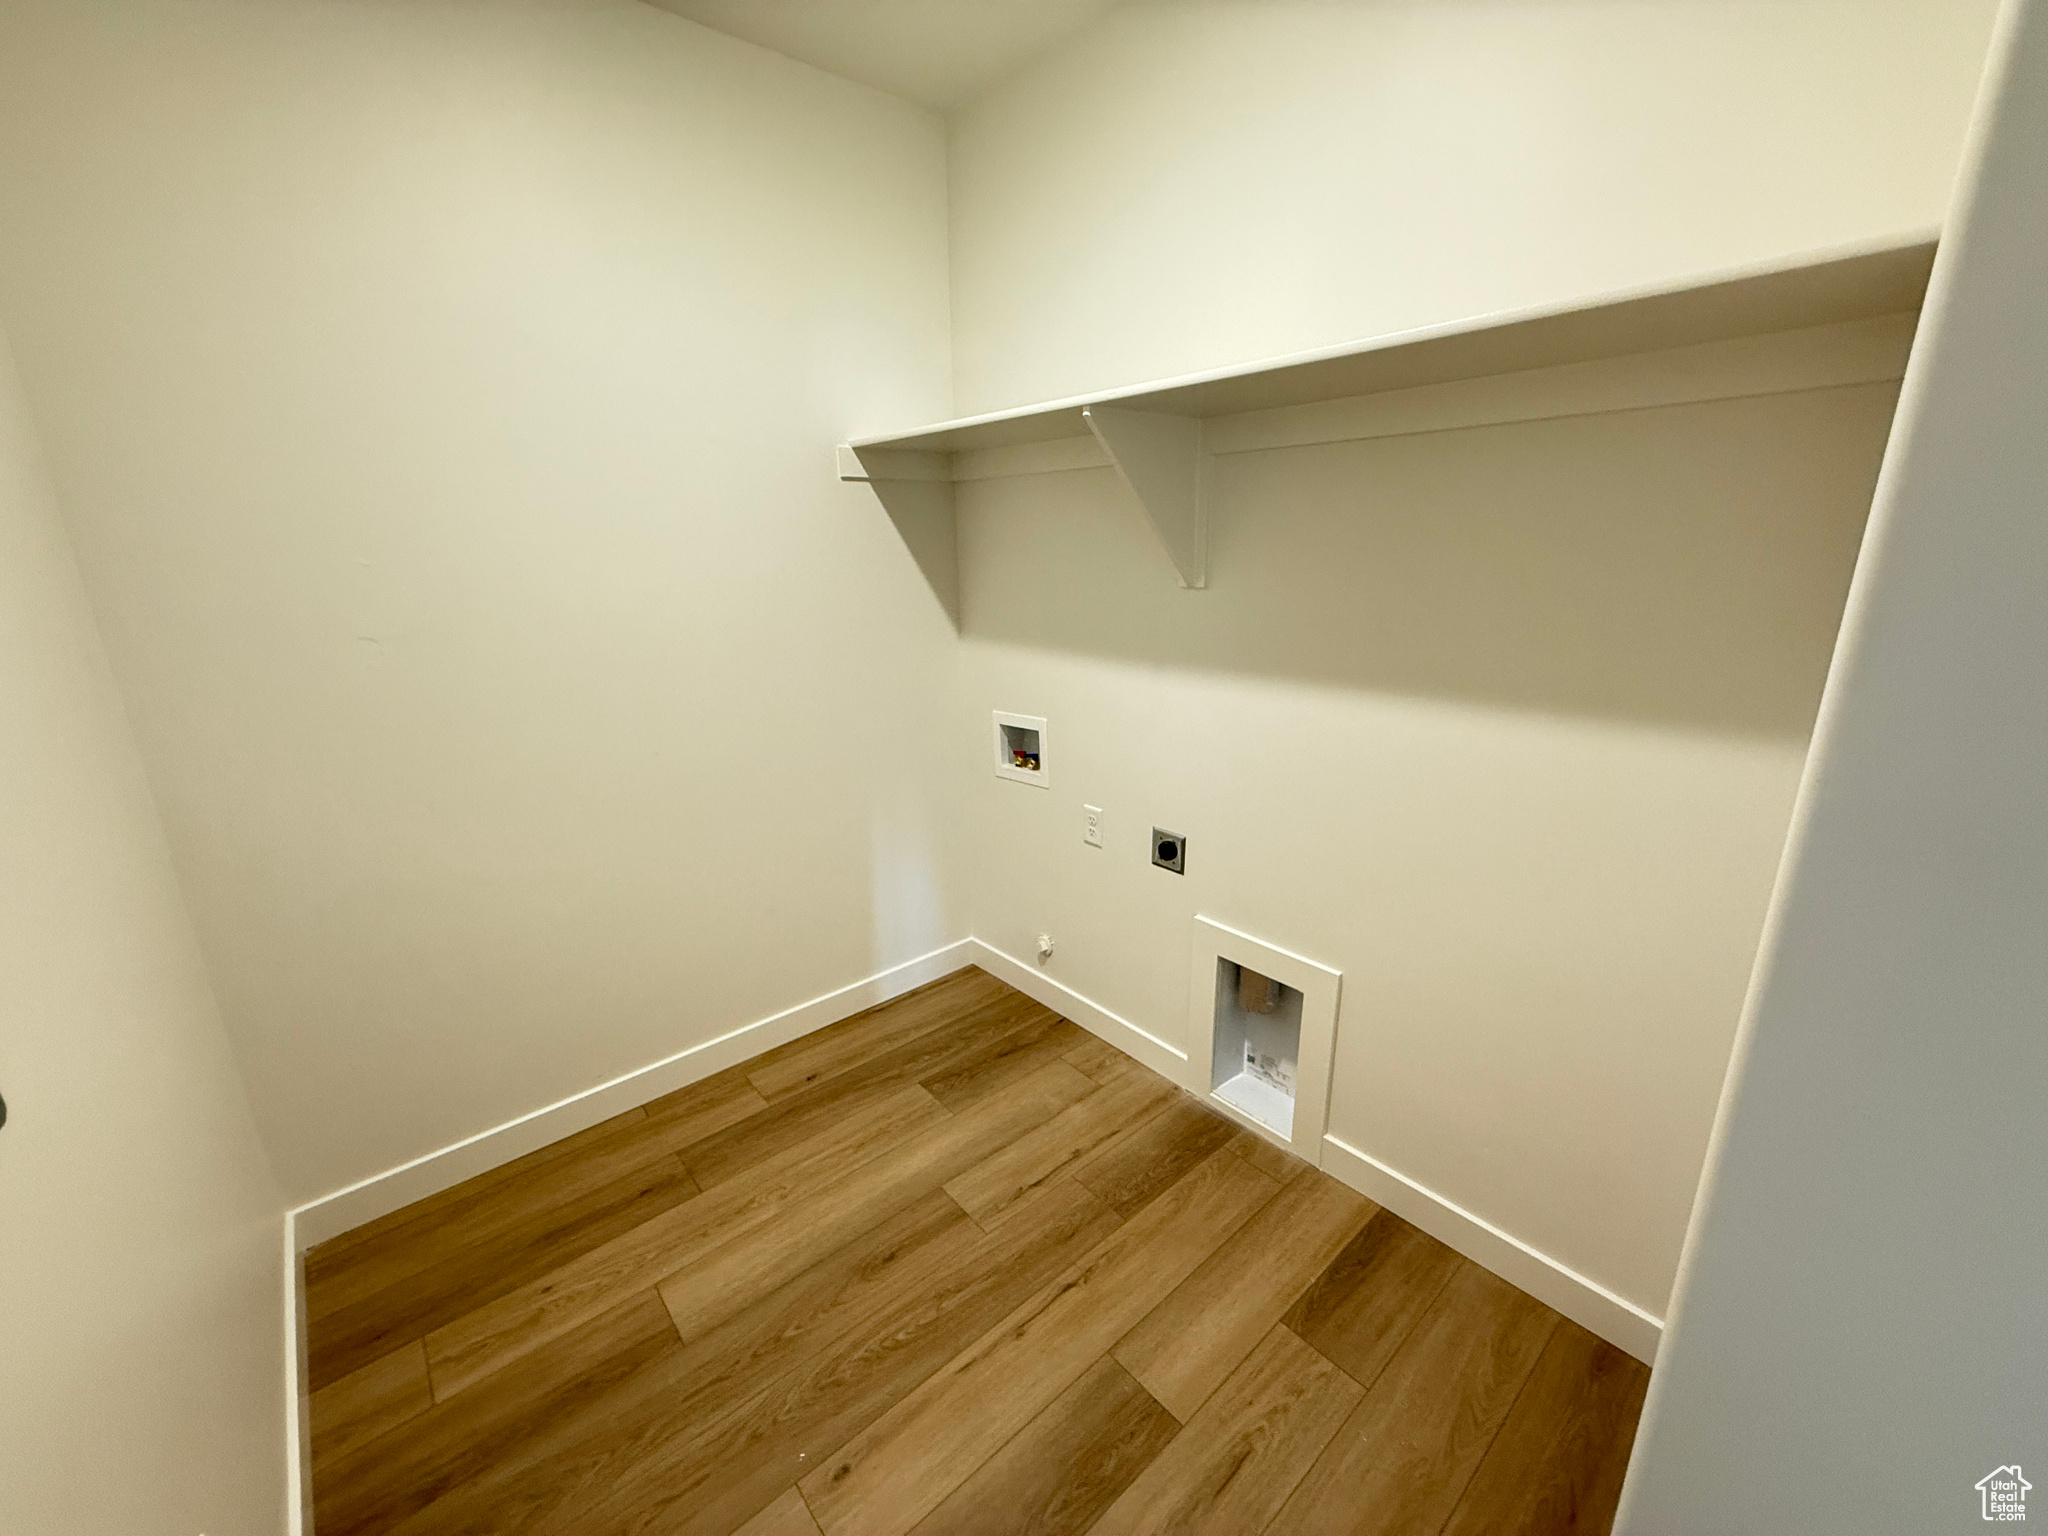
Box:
[1083,805,1103,847]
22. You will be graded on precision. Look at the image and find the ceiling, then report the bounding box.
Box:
[642,0,1125,112]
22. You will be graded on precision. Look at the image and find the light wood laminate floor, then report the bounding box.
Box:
[306,966,1649,1536]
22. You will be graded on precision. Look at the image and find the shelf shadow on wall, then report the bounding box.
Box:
[954,387,1896,743]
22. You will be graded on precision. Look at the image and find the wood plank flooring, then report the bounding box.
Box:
[306,965,1650,1536]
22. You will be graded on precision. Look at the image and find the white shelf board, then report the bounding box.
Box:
[840,231,1935,606]
[851,232,1934,456]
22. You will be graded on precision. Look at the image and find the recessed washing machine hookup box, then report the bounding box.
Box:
[993,711,1048,787]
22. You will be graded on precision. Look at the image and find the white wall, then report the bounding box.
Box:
[1618,1,2047,1526]
[958,381,1896,1319]
[0,0,2010,1399]
[949,0,2000,414]
[0,0,961,1204]
[0,327,285,1532]
[945,0,1997,1324]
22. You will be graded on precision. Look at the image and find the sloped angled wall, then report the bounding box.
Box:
[0,327,284,1533]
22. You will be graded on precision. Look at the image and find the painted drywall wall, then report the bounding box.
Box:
[948,0,2001,414]
[945,0,2000,1325]
[0,329,285,1531]
[0,0,961,1203]
[1618,1,2048,1526]
[957,377,1898,1318]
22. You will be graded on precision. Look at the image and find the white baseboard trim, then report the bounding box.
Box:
[1320,1133,1664,1365]
[274,930,1660,1534]
[969,941,1662,1366]
[287,939,978,1250]
[284,1211,311,1535]
[967,938,1192,1087]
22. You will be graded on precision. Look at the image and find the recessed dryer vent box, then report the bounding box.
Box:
[1187,917,1341,1161]
[1212,963,1304,1136]
[993,711,1048,787]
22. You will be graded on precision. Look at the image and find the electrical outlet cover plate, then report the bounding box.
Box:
[1152,827,1186,873]
[1083,805,1104,847]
